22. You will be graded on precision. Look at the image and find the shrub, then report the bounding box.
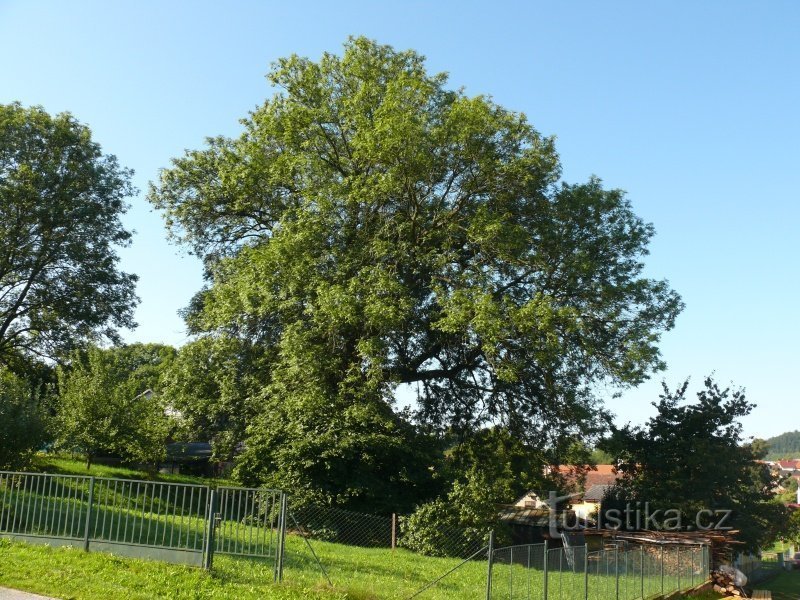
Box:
[0,369,47,469]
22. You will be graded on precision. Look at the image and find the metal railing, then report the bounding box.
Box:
[0,471,286,572]
[490,542,709,599]
[214,486,284,558]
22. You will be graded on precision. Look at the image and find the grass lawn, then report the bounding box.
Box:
[763,540,796,555]
[758,569,800,600]
[0,538,344,600]
[0,536,491,599]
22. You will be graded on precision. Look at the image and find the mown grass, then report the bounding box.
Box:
[0,535,712,600]
[757,569,800,600]
[0,538,345,600]
[0,537,491,599]
[29,454,233,487]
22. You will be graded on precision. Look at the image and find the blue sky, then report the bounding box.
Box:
[2,1,798,439]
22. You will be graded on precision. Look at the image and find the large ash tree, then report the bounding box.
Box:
[150,38,682,507]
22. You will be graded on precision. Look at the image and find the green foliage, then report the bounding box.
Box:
[0,102,138,366]
[57,344,175,467]
[602,377,786,552]
[783,509,800,547]
[159,335,267,459]
[589,447,614,464]
[0,368,48,469]
[400,466,508,557]
[149,38,681,505]
[235,394,440,513]
[400,498,462,557]
[402,428,545,556]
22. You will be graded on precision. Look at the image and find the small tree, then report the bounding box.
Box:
[402,427,568,555]
[602,377,785,552]
[58,345,173,468]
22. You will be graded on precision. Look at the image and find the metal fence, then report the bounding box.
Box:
[490,541,709,599]
[1,470,714,598]
[0,471,285,574]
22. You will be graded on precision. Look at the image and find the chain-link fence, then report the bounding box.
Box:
[490,542,709,600]
[284,501,494,598]
[289,503,394,548]
[735,550,785,585]
[287,502,488,559]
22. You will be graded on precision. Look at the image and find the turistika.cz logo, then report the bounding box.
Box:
[545,491,733,538]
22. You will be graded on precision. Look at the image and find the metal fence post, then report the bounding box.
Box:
[583,545,589,600]
[202,488,217,570]
[485,530,495,600]
[542,539,548,600]
[640,545,645,599]
[615,544,620,599]
[274,492,288,583]
[510,546,515,598]
[82,476,95,552]
[391,513,397,551]
[660,545,665,595]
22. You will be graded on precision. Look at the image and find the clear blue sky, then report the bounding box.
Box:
[2,1,798,439]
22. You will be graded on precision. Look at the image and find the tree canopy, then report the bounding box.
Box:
[601,377,785,551]
[149,38,682,503]
[0,102,138,367]
[159,334,267,459]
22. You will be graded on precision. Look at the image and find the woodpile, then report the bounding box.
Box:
[590,528,744,568]
[711,569,748,597]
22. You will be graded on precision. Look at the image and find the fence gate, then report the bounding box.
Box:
[209,486,287,578]
[0,471,288,574]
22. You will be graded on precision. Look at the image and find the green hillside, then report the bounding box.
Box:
[766,431,800,459]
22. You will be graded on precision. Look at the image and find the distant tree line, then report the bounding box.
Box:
[763,430,800,459]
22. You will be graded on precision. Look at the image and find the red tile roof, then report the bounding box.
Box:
[549,464,621,491]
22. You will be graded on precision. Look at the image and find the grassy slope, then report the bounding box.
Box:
[4,457,490,598]
[0,535,703,600]
[29,455,233,487]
